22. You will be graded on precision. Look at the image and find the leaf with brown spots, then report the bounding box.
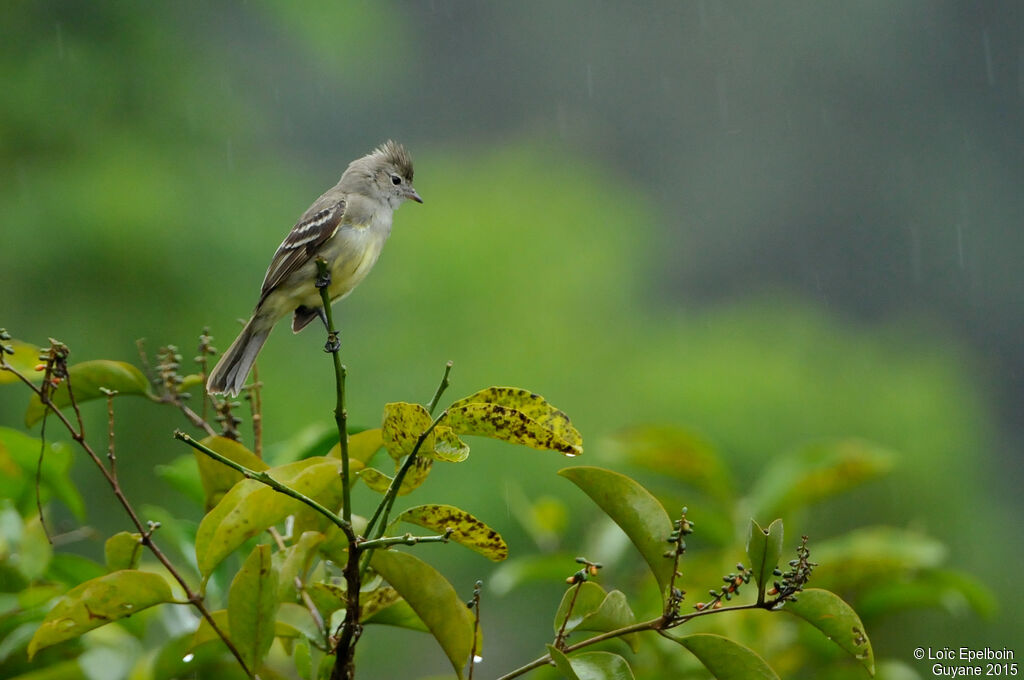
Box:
[358,454,434,496]
[382,402,433,460]
[395,504,508,561]
[443,387,582,456]
[382,403,469,463]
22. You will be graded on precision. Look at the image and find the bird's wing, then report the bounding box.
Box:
[258,199,345,304]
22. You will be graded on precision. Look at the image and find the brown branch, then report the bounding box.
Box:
[1,358,252,676]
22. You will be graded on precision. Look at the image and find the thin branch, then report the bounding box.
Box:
[314,257,351,526]
[426,360,453,415]
[174,431,354,541]
[103,389,118,476]
[468,580,482,680]
[357,528,452,551]
[553,579,584,650]
[0,358,252,676]
[362,411,445,543]
[248,364,263,458]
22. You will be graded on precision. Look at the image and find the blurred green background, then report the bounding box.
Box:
[2,1,1022,677]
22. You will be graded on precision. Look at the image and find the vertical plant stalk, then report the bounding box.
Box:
[314,258,351,524]
[312,258,362,680]
[0,349,252,677]
[468,579,482,680]
[249,363,263,458]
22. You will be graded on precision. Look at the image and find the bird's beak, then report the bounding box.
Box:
[407,187,424,204]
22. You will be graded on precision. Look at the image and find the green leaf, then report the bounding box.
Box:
[18,515,53,581]
[605,425,734,505]
[552,583,639,652]
[554,582,607,635]
[0,427,84,520]
[104,532,143,572]
[194,456,344,577]
[306,583,347,620]
[359,586,402,621]
[371,549,475,679]
[782,588,874,675]
[0,339,42,384]
[362,597,429,632]
[194,436,268,511]
[274,601,321,642]
[277,531,325,603]
[328,428,385,465]
[558,466,674,595]
[190,608,305,651]
[25,360,153,426]
[28,570,173,658]
[666,633,780,680]
[548,645,582,680]
[395,504,508,561]
[444,387,583,456]
[575,591,638,653]
[228,544,280,674]
[746,518,784,602]
[747,439,893,518]
[560,649,636,680]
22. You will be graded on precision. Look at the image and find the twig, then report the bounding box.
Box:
[554,578,584,650]
[314,257,350,525]
[174,432,353,540]
[1,356,252,677]
[427,360,453,415]
[468,580,482,680]
[249,364,263,458]
[103,388,118,476]
[357,529,453,551]
[362,411,445,544]
[36,409,51,542]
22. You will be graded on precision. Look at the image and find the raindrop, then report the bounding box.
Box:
[121,602,135,611]
[182,653,195,663]
[60,618,76,630]
[473,655,483,664]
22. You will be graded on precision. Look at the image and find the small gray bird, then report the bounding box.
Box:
[207,141,422,397]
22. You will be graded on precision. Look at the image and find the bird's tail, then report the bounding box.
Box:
[206,316,272,397]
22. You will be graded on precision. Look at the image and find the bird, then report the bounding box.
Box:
[206,140,422,397]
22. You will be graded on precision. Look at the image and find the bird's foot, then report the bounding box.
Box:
[315,269,331,289]
[324,331,341,353]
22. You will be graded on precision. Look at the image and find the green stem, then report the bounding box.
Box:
[314,257,351,525]
[358,529,452,551]
[173,431,354,540]
[496,601,768,680]
[426,360,453,415]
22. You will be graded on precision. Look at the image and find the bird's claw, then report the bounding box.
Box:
[315,270,331,289]
[324,331,341,353]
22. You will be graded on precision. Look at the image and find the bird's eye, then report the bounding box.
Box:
[390,174,402,185]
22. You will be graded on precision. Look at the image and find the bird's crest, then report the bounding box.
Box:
[373,140,414,181]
